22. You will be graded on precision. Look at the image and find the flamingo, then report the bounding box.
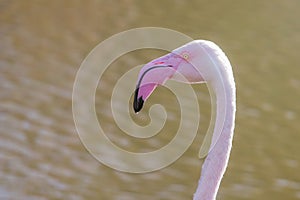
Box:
[133,40,236,200]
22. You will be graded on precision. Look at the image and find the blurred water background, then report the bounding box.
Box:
[1,1,300,199]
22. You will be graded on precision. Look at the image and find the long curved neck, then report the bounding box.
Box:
[193,43,236,200]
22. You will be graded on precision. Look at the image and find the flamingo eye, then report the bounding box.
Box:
[182,52,189,60]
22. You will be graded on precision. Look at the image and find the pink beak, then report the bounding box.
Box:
[133,64,174,113]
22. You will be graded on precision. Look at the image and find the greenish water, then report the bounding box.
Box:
[1,1,300,199]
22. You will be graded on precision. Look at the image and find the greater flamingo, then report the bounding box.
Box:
[133,40,236,200]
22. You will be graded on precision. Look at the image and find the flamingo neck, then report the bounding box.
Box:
[193,41,236,200]
[193,85,235,200]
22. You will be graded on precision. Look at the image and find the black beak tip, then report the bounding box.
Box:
[133,88,144,113]
[134,97,144,113]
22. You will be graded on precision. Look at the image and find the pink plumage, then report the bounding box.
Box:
[134,40,236,200]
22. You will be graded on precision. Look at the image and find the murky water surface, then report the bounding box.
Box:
[1,1,300,199]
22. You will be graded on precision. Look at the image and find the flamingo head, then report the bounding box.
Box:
[133,42,205,113]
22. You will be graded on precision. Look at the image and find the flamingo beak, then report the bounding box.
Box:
[133,63,174,113]
[133,87,144,113]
